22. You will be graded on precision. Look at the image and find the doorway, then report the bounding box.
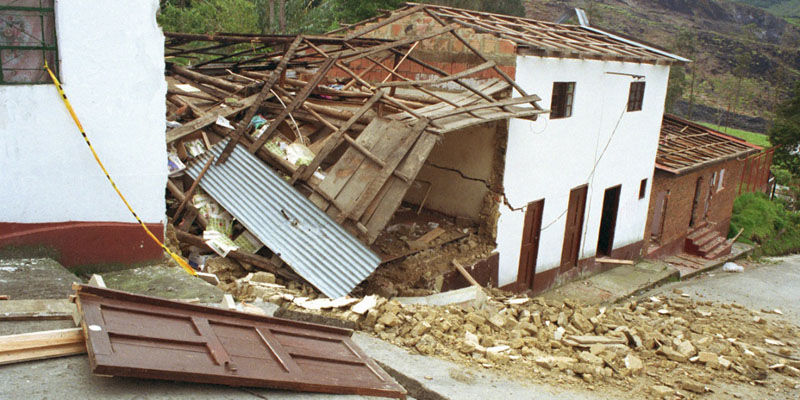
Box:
[596,185,621,256]
[690,177,705,227]
[560,185,588,272]
[650,190,669,242]
[518,199,544,290]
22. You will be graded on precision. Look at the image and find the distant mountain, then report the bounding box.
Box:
[524,0,800,132]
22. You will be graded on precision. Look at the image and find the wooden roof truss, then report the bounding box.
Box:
[164,31,546,251]
[656,115,759,174]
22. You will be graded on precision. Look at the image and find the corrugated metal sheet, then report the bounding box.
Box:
[185,138,381,299]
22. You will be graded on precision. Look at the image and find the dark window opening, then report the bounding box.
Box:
[627,81,645,112]
[639,179,647,199]
[0,0,58,84]
[550,82,575,119]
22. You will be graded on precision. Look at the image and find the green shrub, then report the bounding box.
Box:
[730,192,800,255]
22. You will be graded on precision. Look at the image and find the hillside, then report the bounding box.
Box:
[734,0,800,25]
[525,0,800,133]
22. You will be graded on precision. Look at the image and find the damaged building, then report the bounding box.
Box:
[164,3,690,298]
[644,114,760,261]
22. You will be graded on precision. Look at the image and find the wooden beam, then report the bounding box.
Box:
[248,55,340,153]
[216,36,304,164]
[174,155,216,219]
[165,95,258,144]
[0,328,86,365]
[172,64,243,93]
[291,91,384,183]
[376,61,496,88]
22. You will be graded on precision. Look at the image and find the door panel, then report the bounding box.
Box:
[561,185,588,272]
[518,199,544,290]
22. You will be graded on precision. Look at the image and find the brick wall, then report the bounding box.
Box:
[644,158,745,256]
[331,11,517,86]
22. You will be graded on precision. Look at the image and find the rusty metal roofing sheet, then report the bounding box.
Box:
[185,138,381,299]
[74,284,406,398]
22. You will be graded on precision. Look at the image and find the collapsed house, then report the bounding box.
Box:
[0,0,168,267]
[163,28,545,298]
[165,3,691,297]
[644,114,760,260]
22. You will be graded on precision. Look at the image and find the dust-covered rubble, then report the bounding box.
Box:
[205,257,800,398]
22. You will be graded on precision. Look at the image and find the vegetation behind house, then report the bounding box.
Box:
[730,192,800,256]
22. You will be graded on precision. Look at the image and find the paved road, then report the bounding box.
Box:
[645,254,800,326]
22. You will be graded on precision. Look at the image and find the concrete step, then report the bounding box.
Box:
[700,236,726,254]
[705,241,734,260]
[693,230,721,248]
[686,227,711,241]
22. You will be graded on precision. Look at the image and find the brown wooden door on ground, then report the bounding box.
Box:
[561,185,588,272]
[596,185,621,257]
[650,190,669,242]
[690,177,705,227]
[74,285,406,399]
[518,199,544,290]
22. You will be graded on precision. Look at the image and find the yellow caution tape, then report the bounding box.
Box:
[43,62,197,276]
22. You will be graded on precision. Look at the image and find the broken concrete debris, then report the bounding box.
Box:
[222,274,800,396]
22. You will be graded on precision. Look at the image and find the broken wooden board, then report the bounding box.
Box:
[0,328,86,365]
[309,118,437,244]
[74,284,406,399]
[166,94,258,144]
[360,131,440,244]
[407,227,446,250]
[0,299,76,321]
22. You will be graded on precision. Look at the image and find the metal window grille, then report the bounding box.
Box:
[0,0,58,84]
[550,82,575,119]
[627,81,645,111]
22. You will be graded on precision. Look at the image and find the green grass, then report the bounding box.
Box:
[731,192,800,256]
[694,121,772,147]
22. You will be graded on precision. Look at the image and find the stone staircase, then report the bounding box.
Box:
[685,223,733,260]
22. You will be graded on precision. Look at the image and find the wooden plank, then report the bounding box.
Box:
[248,55,340,153]
[217,36,304,164]
[166,95,258,144]
[175,155,215,219]
[346,118,429,222]
[311,119,399,216]
[360,131,439,243]
[596,258,634,265]
[293,91,383,183]
[0,299,76,321]
[0,328,86,365]
[407,227,446,250]
[377,61,496,88]
[452,260,481,288]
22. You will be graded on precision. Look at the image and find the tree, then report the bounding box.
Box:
[771,81,800,175]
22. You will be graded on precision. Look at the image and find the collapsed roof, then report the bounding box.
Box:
[336,3,688,65]
[655,114,760,175]
[164,29,546,297]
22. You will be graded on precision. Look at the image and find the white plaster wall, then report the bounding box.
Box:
[0,0,167,224]
[496,56,670,286]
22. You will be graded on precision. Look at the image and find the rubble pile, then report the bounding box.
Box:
[223,274,800,398]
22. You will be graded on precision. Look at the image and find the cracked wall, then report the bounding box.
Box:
[403,122,502,225]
